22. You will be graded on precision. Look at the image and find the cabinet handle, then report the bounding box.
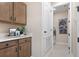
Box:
[10,16,12,20]
[19,46,21,50]
[14,17,16,21]
[15,48,18,52]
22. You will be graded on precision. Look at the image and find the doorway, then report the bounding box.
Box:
[50,3,70,57]
[53,4,68,45]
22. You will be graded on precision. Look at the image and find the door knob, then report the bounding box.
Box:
[77,6,79,12]
[78,37,79,42]
[44,31,47,33]
[68,33,70,36]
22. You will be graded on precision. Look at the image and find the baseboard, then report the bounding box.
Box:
[44,47,53,57]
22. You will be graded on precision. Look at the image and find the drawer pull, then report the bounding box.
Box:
[6,43,9,46]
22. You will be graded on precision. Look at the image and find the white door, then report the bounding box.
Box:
[41,2,53,56]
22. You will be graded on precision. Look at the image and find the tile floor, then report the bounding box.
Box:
[48,42,70,57]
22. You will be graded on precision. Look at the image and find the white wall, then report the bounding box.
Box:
[26,2,42,57]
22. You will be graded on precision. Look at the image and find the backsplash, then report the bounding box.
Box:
[0,33,8,38]
[0,22,25,33]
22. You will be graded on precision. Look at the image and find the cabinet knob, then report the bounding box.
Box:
[6,43,9,46]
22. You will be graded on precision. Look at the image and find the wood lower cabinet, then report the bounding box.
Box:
[5,46,18,57]
[19,43,28,57]
[25,37,31,57]
[0,40,18,57]
[0,48,6,57]
[0,2,26,25]
[0,46,18,57]
[0,37,31,57]
[19,37,31,57]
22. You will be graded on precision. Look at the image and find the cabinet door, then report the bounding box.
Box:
[6,46,18,57]
[0,3,11,22]
[0,49,7,57]
[19,43,31,57]
[26,41,31,57]
[14,2,26,25]
[0,46,18,57]
[19,43,27,57]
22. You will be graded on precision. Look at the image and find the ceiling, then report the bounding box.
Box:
[54,4,69,13]
[51,2,58,6]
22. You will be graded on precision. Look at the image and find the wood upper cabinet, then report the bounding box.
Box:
[14,2,26,25]
[0,2,26,25]
[0,3,11,22]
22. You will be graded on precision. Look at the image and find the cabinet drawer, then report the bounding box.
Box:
[0,40,17,49]
[19,37,31,44]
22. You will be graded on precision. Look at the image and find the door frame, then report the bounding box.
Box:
[52,2,71,54]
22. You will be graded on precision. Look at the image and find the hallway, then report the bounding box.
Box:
[48,42,70,57]
[48,3,71,57]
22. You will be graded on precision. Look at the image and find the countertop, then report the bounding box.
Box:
[0,33,32,42]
